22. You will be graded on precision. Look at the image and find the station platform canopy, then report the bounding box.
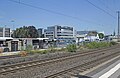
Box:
[37,38,49,40]
[0,37,13,41]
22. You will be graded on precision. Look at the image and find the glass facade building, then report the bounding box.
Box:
[44,25,75,47]
[37,28,43,38]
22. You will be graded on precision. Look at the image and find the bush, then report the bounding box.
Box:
[48,47,56,53]
[25,45,33,53]
[110,41,117,45]
[66,44,77,52]
[42,50,49,54]
[30,50,48,54]
[86,42,111,49]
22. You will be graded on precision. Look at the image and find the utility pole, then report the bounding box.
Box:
[11,20,15,37]
[117,11,120,41]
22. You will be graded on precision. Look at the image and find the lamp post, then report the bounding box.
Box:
[117,11,120,41]
[11,20,15,38]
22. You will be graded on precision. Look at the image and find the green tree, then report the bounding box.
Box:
[27,26,38,38]
[88,31,98,36]
[13,26,38,38]
[98,33,104,39]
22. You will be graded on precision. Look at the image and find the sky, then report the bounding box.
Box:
[0,0,120,35]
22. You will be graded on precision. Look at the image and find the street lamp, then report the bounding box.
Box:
[11,20,15,37]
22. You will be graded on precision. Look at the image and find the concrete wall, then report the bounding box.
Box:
[7,41,11,51]
[18,41,22,50]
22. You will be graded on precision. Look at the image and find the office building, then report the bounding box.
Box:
[37,28,43,38]
[0,27,11,37]
[44,25,75,47]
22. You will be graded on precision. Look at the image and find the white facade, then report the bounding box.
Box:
[44,25,74,39]
[76,31,100,43]
[44,25,75,47]
[0,27,11,37]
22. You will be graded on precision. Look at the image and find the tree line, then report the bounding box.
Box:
[12,26,104,39]
[12,26,39,38]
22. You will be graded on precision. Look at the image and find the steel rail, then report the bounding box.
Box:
[45,51,120,78]
[0,45,119,75]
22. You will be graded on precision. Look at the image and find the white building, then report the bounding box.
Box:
[76,31,99,44]
[44,25,75,47]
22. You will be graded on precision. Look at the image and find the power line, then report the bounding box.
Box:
[86,0,116,19]
[8,0,107,26]
[8,0,88,22]
[99,0,115,13]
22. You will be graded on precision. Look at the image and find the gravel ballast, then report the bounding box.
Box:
[0,47,120,78]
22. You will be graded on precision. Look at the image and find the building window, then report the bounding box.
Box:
[5,28,10,37]
[0,28,3,32]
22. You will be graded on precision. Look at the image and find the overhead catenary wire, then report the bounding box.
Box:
[7,0,90,22]
[8,0,109,27]
[99,0,115,13]
[86,0,116,19]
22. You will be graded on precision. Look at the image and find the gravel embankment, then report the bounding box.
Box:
[0,48,92,66]
[0,46,112,66]
[0,47,120,78]
[0,51,76,66]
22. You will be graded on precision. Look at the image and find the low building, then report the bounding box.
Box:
[76,30,99,44]
[18,38,49,50]
[0,27,24,52]
[76,31,88,43]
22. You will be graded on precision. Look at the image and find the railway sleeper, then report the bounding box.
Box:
[58,74,71,78]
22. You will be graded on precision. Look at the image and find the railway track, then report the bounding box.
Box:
[0,55,21,60]
[0,45,120,77]
[45,50,120,78]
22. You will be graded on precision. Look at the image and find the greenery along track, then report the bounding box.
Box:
[0,45,119,75]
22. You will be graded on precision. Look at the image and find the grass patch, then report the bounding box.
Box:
[66,44,77,52]
[30,50,48,54]
[30,47,67,54]
[19,41,117,55]
[85,41,117,49]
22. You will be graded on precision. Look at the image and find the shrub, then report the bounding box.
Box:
[25,45,33,53]
[66,44,77,52]
[48,47,56,53]
[21,46,25,51]
[110,41,117,45]
[86,42,111,49]
[42,50,48,54]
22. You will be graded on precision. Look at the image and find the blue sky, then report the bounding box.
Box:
[0,0,120,35]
